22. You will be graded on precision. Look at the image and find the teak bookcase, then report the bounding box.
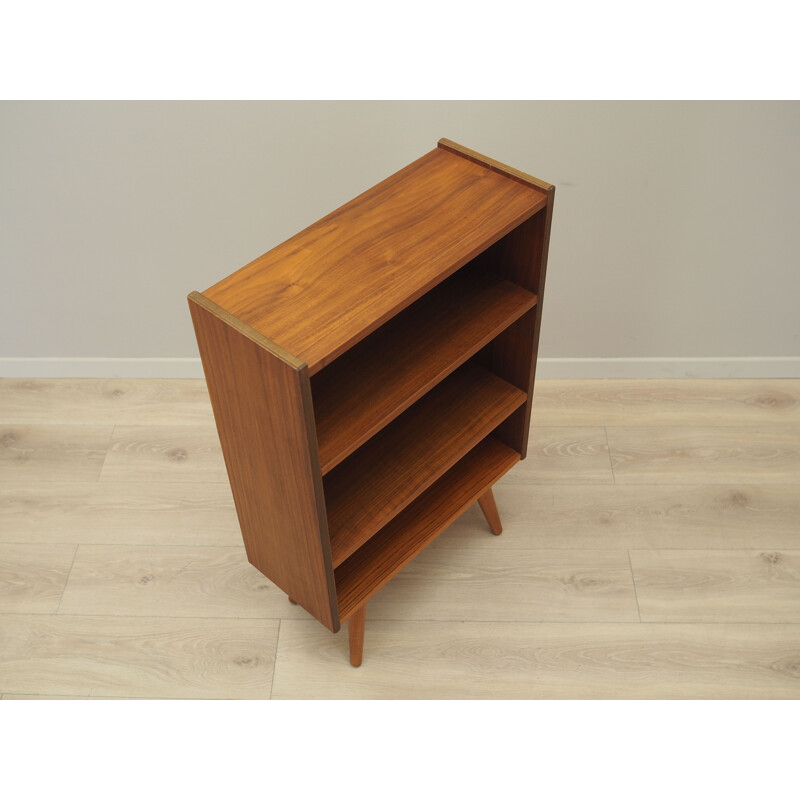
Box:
[189,139,554,666]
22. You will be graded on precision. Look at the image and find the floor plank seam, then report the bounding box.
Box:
[272,618,800,626]
[627,549,642,622]
[55,545,79,614]
[0,611,291,621]
[0,542,244,548]
[96,423,118,482]
[1,693,223,700]
[1,694,233,700]
[5,542,800,552]
[269,619,282,700]
[601,423,800,429]
[461,481,800,486]
[603,425,616,484]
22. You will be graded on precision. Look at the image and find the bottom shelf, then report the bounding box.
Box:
[334,435,520,621]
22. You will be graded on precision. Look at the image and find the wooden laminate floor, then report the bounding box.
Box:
[1,378,799,699]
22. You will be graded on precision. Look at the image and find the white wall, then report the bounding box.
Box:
[1,101,798,378]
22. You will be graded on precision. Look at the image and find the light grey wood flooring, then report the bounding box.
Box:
[1,377,799,699]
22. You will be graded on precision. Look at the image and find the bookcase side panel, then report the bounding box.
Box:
[189,294,340,632]
[523,191,555,453]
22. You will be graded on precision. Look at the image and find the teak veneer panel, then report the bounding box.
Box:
[188,293,339,632]
[324,363,526,567]
[335,436,520,620]
[312,269,538,474]
[202,147,548,374]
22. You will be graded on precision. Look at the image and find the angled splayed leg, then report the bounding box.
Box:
[477,487,502,535]
[348,604,366,667]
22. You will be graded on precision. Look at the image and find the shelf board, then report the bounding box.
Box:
[335,436,520,620]
[201,147,548,374]
[324,363,525,567]
[312,269,537,474]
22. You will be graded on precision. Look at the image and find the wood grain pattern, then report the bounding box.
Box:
[57,545,312,619]
[189,293,339,631]
[437,138,555,192]
[0,614,279,699]
[630,550,800,622]
[477,201,554,456]
[607,426,800,484]
[348,605,366,667]
[504,426,614,484]
[5,378,791,428]
[271,620,800,699]
[532,379,800,427]
[430,483,800,551]
[477,488,502,534]
[99,425,227,483]
[0,482,240,546]
[189,140,553,663]
[203,147,547,374]
[324,364,525,566]
[363,548,639,622]
[0,424,112,482]
[0,543,76,613]
[311,268,537,473]
[486,310,537,455]
[0,378,214,425]
[335,437,519,620]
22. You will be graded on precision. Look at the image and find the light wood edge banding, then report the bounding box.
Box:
[188,291,305,370]
[438,138,555,194]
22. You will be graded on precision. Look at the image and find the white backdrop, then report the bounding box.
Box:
[1,101,798,377]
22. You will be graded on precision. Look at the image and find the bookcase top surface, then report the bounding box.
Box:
[201,143,548,373]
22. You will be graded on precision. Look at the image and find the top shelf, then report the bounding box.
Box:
[201,146,549,373]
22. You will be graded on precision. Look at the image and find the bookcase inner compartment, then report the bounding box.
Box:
[310,262,538,474]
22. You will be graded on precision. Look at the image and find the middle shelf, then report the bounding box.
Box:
[323,362,526,567]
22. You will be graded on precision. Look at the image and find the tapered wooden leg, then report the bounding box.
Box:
[348,605,366,667]
[288,597,298,605]
[477,487,502,535]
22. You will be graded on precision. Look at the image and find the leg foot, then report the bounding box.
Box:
[348,605,366,667]
[288,597,298,605]
[477,487,502,535]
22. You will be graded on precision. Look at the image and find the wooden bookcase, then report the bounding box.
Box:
[188,139,554,666]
